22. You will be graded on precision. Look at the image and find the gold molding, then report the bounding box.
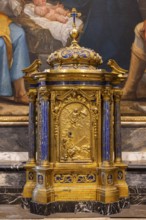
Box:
[0,115,146,126]
[121,116,146,122]
[0,116,28,126]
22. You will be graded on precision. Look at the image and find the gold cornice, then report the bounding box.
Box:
[49,68,107,74]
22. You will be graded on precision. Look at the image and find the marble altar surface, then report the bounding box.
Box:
[0,204,145,219]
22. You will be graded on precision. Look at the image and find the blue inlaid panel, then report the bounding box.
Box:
[30,84,37,88]
[102,101,110,161]
[39,81,47,87]
[44,81,105,87]
[40,100,49,161]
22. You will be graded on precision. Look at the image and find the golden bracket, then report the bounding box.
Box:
[107,59,128,75]
[23,59,42,77]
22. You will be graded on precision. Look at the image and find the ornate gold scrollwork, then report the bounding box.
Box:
[56,89,96,103]
[54,173,96,183]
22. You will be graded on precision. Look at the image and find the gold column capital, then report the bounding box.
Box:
[113,90,123,102]
[39,87,50,101]
[102,89,112,101]
[28,90,37,102]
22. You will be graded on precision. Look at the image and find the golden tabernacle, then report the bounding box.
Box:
[22,8,129,216]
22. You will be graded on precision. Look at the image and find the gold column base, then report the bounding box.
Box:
[97,186,119,203]
[32,164,54,204]
[114,161,129,198]
[22,159,36,199]
[33,186,54,204]
[97,165,119,203]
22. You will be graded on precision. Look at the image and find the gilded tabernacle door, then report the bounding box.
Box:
[51,89,101,164]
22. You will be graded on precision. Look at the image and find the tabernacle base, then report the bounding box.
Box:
[29,198,130,216]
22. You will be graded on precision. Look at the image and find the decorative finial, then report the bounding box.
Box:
[68,8,81,44]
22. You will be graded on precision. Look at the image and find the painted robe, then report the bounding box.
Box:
[0,15,30,96]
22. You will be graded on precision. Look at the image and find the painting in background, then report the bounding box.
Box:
[0,0,146,116]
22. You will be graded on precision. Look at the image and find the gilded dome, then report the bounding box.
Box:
[47,43,103,70]
[47,8,103,70]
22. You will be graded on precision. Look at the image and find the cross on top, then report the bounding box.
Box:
[69,8,81,27]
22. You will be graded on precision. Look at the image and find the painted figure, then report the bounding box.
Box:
[123,21,146,100]
[0,13,30,104]
[33,0,69,23]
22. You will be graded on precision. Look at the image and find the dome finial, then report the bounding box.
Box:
[68,8,81,44]
[47,8,103,70]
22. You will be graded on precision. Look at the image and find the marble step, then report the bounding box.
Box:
[0,162,25,205]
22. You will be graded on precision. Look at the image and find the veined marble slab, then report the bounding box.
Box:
[0,172,25,187]
[0,174,10,186]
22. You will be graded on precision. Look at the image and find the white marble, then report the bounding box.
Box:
[0,151,145,163]
[0,152,28,162]
[122,152,146,162]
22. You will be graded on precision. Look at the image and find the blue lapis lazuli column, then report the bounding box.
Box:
[40,98,49,162]
[102,98,111,162]
[29,97,36,161]
[114,93,122,161]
